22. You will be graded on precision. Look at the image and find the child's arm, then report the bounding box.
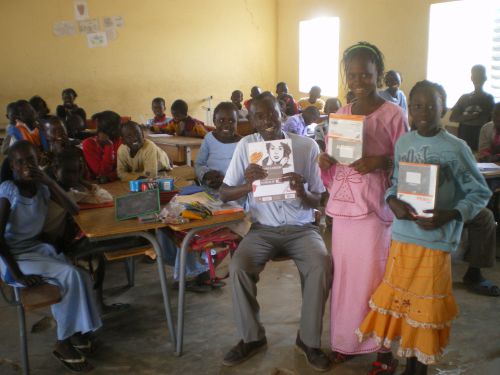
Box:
[416,143,492,230]
[318,152,337,189]
[193,123,207,138]
[0,198,44,286]
[29,166,80,216]
[194,139,210,182]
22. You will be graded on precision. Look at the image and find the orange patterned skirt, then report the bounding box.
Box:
[356,240,458,365]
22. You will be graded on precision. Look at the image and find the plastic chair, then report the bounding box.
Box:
[0,279,61,375]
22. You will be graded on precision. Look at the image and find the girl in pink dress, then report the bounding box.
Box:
[319,41,408,374]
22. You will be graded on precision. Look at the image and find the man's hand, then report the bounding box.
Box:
[282,172,306,198]
[387,196,417,221]
[349,156,386,175]
[202,170,224,189]
[244,163,268,185]
[415,209,460,230]
[15,273,45,287]
[318,152,337,170]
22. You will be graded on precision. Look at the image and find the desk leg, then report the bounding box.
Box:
[137,231,177,348]
[186,146,192,167]
[175,220,241,356]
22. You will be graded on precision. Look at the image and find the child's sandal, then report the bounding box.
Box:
[368,359,399,375]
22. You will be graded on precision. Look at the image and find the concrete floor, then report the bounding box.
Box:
[1,229,500,375]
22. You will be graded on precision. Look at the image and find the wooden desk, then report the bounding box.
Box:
[169,211,246,356]
[146,134,203,166]
[73,182,176,349]
[74,181,245,356]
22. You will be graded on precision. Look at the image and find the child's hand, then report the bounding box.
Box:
[244,163,268,185]
[318,152,337,170]
[202,170,224,189]
[415,209,460,230]
[16,273,45,287]
[350,156,385,175]
[387,196,417,221]
[97,176,109,184]
[97,132,112,147]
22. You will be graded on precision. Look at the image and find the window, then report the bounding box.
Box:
[299,17,340,97]
[427,0,500,106]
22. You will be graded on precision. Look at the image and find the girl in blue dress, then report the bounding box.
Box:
[0,141,101,372]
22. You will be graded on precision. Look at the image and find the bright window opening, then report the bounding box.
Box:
[299,17,339,97]
[427,0,500,106]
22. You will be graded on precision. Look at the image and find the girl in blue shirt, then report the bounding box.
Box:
[356,81,491,375]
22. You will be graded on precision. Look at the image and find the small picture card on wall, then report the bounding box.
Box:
[53,21,77,36]
[87,32,108,48]
[78,19,100,34]
[105,28,117,41]
[74,0,89,21]
[103,16,124,29]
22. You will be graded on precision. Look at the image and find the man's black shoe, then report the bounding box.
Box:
[295,333,331,372]
[222,337,267,366]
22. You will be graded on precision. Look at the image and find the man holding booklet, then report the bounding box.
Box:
[219,93,332,371]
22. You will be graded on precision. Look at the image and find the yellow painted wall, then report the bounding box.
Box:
[276,0,451,104]
[0,0,277,127]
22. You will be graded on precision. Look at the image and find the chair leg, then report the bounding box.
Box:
[14,287,29,375]
[124,257,135,287]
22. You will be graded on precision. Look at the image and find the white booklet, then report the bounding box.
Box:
[248,139,296,202]
[397,162,439,217]
[327,113,364,164]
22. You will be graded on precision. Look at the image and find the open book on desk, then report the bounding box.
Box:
[173,192,244,215]
[147,133,173,138]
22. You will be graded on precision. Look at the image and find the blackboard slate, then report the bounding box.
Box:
[115,189,160,221]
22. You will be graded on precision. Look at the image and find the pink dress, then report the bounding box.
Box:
[322,101,407,354]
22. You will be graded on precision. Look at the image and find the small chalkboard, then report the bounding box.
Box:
[115,189,160,221]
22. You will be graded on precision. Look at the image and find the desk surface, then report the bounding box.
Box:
[146,134,204,147]
[74,181,244,238]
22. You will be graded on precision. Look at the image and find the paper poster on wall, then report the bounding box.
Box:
[53,21,77,36]
[74,0,89,20]
[103,16,124,29]
[87,32,108,48]
[79,19,99,34]
[105,28,117,41]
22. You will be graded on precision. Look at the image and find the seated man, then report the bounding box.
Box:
[117,121,172,181]
[152,99,207,138]
[220,93,332,371]
[283,106,320,136]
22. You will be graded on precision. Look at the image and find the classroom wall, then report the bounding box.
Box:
[0,0,277,128]
[276,0,451,103]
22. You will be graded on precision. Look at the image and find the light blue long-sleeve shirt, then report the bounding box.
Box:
[386,130,491,252]
[194,132,240,183]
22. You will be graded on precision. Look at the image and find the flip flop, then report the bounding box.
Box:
[52,351,93,373]
[470,280,500,297]
[368,359,399,375]
[101,302,130,316]
[330,351,355,364]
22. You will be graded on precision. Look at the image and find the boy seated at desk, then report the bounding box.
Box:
[145,97,171,128]
[82,111,122,184]
[117,121,172,181]
[151,99,207,138]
